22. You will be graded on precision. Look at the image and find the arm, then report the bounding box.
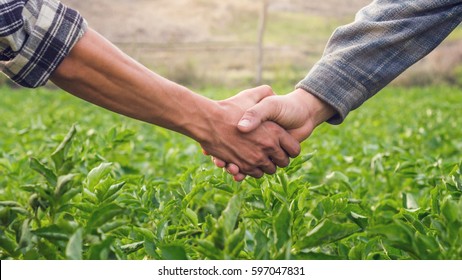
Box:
[1,0,300,178]
[218,0,462,179]
[238,0,462,133]
[297,0,462,124]
[50,31,300,177]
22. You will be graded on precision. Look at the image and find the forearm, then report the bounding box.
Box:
[50,28,300,177]
[50,28,214,142]
[2,1,299,179]
[297,0,462,124]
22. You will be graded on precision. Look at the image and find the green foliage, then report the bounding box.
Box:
[0,86,462,260]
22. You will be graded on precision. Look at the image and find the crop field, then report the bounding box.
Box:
[0,85,461,260]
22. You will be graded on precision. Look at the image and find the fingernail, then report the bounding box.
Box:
[238,119,251,127]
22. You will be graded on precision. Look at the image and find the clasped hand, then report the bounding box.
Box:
[200,85,335,181]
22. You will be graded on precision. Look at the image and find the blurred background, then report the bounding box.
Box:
[58,0,462,90]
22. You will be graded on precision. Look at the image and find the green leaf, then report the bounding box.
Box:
[60,185,83,203]
[29,158,57,186]
[243,210,267,219]
[33,225,70,241]
[219,195,242,235]
[402,193,419,210]
[51,124,77,170]
[370,220,415,254]
[102,181,126,202]
[9,206,31,217]
[144,240,160,259]
[210,223,225,251]
[121,241,144,254]
[134,227,156,241]
[55,174,77,198]
[0,231,19,258]
[273,204,291,249]
[226,226,245,257]
[441,198,458,223]
[325,171,350,186]
[295,220,360,249]
[86,162,113,190]
[86,203,126,231]
[157,220,169,241]
[277,173,289,195]
[254,229,269,259]
[160,244,188,260]
[185,208,198,227]
[66,228,83,260]
[349,211,369,229]
[194,239,222,260]
[88,237,115,260]
[99,219,128,233]
[94,177,115,201]
[285,151,316,175]
[0,201,22,207]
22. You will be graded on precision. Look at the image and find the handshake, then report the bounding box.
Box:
[49,28,334,180]
[197,85,335,181]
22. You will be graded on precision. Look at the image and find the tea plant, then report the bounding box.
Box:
[0,86,461,259]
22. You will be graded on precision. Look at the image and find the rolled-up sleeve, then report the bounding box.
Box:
[297,0,462,124]
[0,0,87,88]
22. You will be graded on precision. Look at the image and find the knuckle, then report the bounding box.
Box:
[239,163,254,174]
[263,121,281,133]
[244,108,260,119]
[255,156,269,167]
[263,144,278,154]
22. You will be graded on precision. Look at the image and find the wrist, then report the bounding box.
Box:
[179,96,220,144]
[291,88,335,128]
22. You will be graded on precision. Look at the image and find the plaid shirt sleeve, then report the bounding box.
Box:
[297,0,462,124]
[0,0,87,88]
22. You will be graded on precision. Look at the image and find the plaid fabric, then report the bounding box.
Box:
[0,0,87,87]
[297,0,462,124]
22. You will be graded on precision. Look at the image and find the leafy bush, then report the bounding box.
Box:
[0,86,461,259]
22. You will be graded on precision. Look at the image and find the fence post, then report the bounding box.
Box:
[256,0,269,85]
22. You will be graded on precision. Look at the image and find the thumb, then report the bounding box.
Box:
[238,100,276,133]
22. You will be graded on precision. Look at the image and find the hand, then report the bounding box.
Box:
[200,85,301,179]
[237,88,335,141]
[211,88,335,181]
[49,29,299,180]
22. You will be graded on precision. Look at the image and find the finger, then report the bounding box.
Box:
[232,85,275,104]
[268,149,290,168]
[278,129,301,158]
[256,159,277,175]
[233,173,246,182]
[212,157,227,168]
[225,163,240,175]
[242,168,265,179]
[238,99,279,133]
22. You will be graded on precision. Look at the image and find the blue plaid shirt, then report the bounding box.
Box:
[0,0,86,88]
[297,0,462,124]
